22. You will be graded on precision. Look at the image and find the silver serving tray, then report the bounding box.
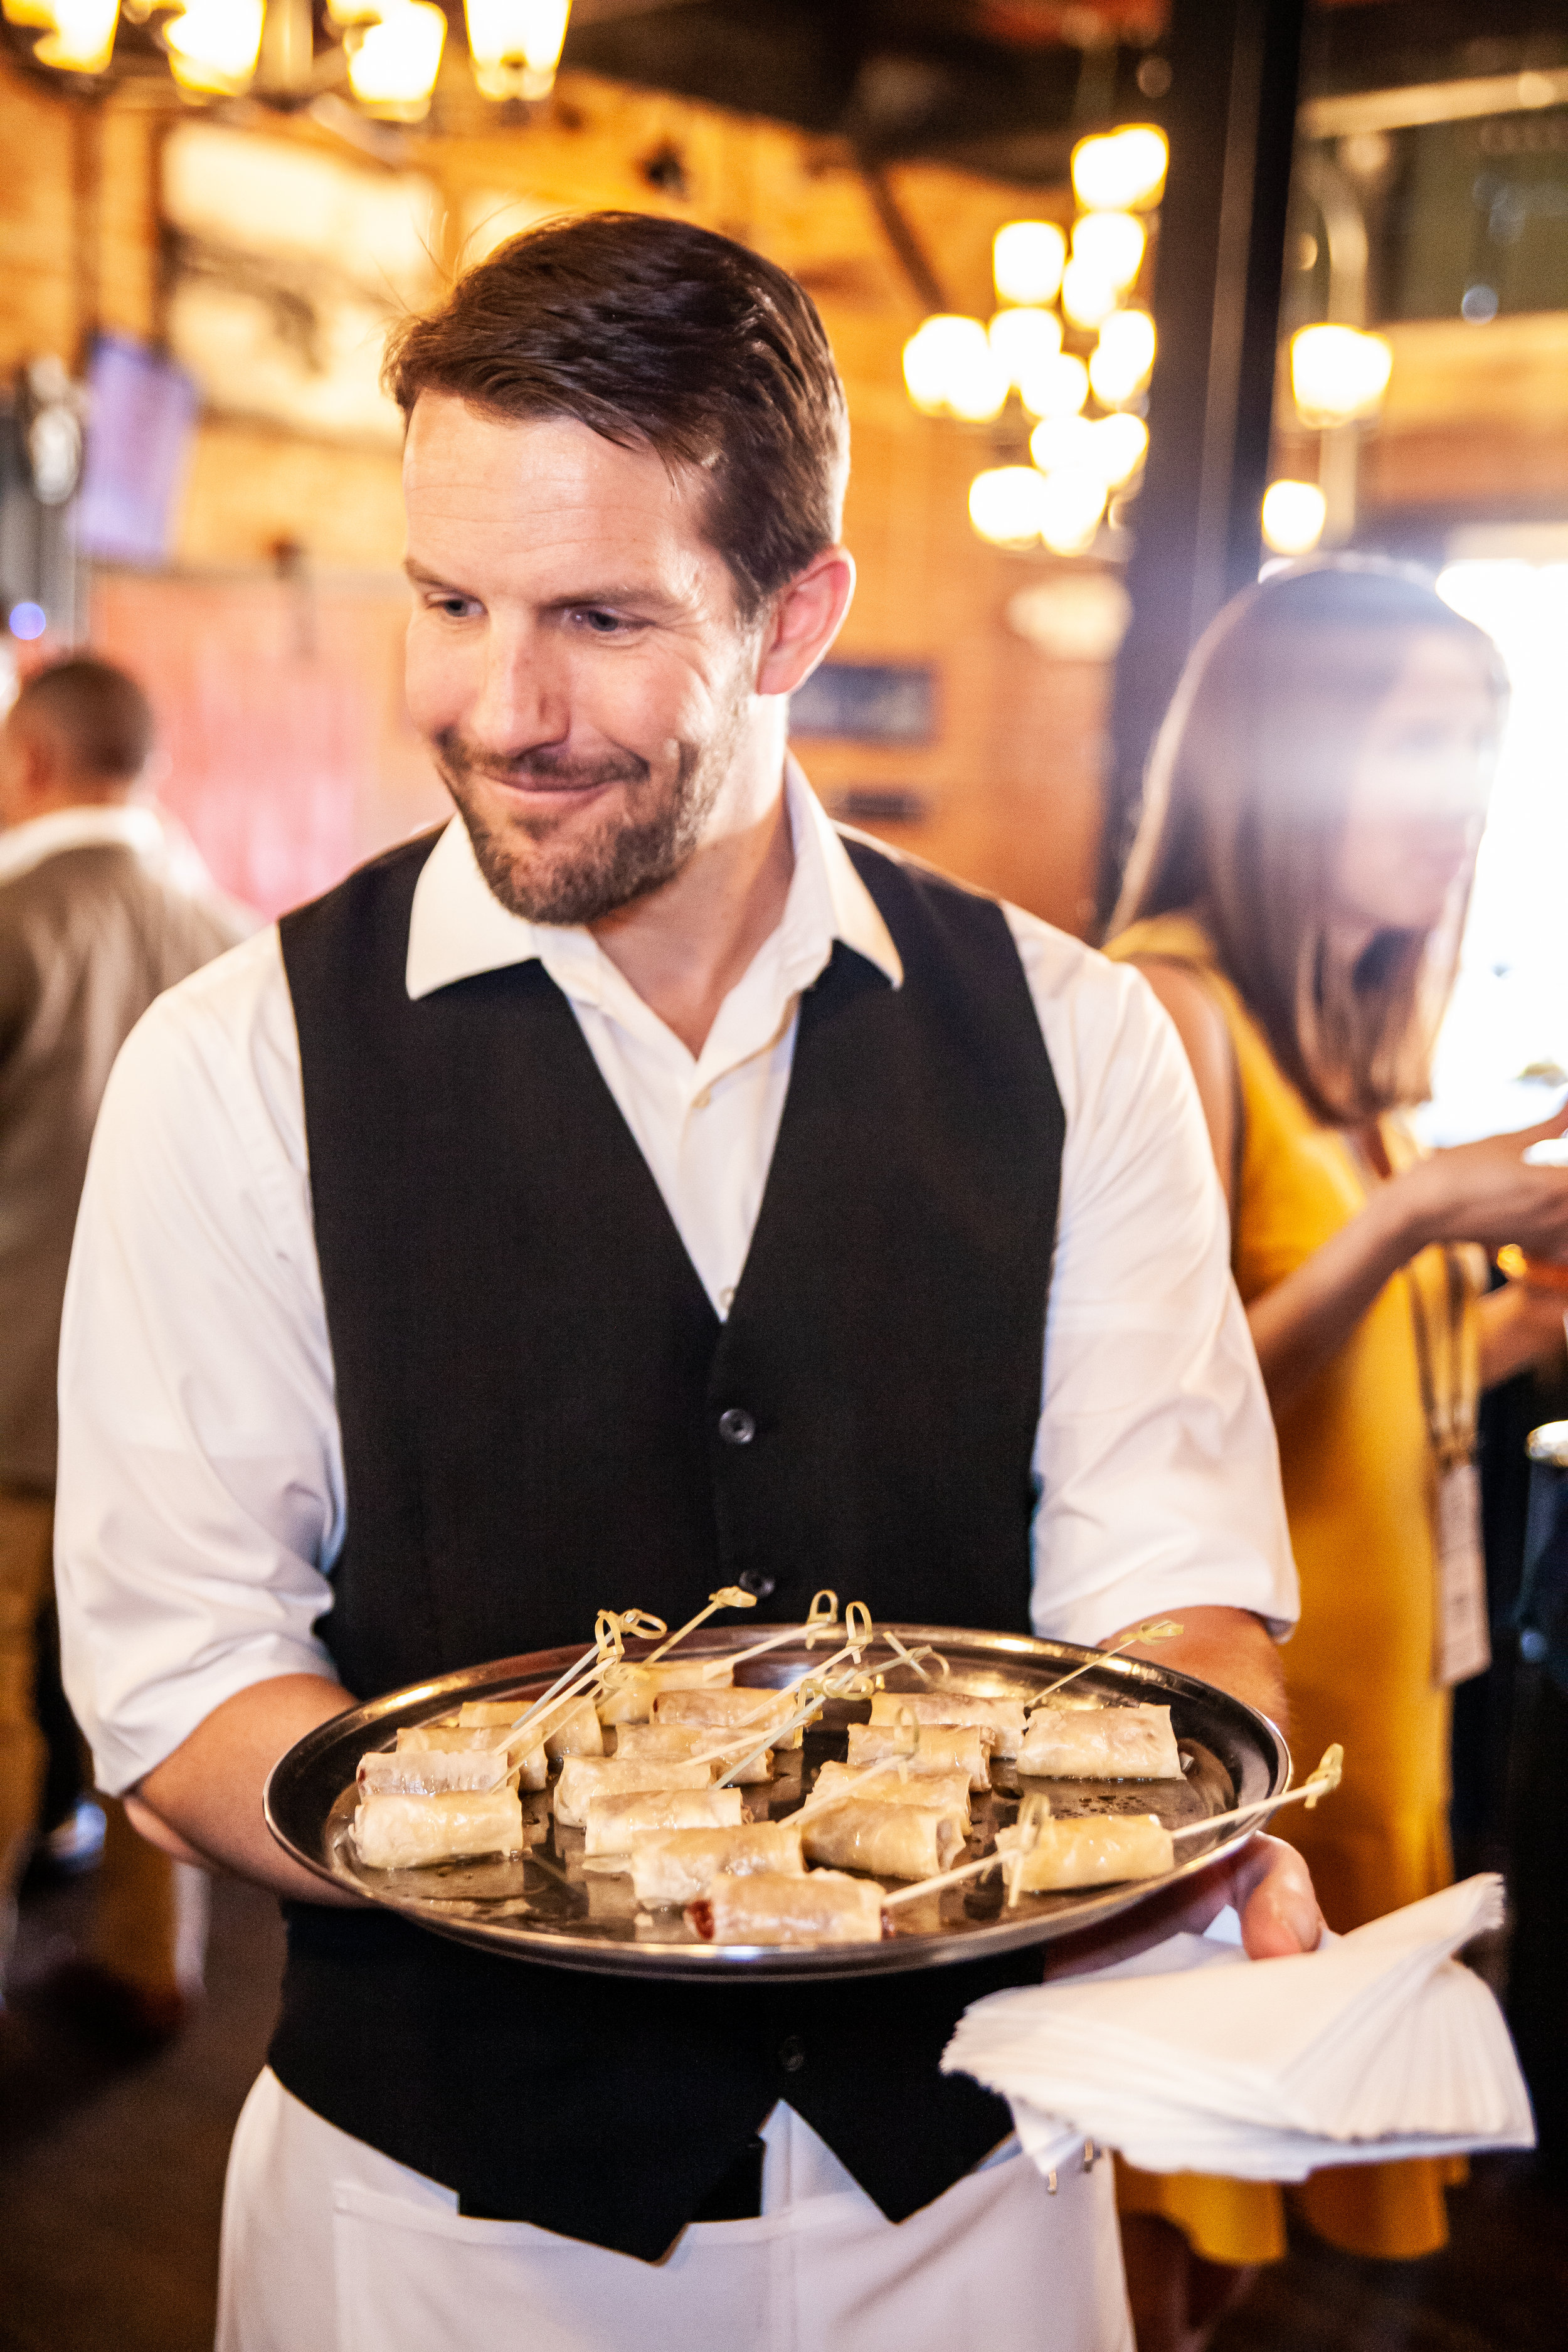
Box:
[265,1624,1289,1981]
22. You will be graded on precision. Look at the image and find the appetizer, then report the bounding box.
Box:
[1007,1812,1173,1891]
[353,1788,526,1870]
[630,1822,804,1906]
[808,1761,972,1826]
[597,1660,735,1725]
[612,1721,773,1784]
[868,1688,1027,1759]
[360,1746,511,1797]
[582,1785,746,1857]
[553,1755,713,1829]
[800,1798,966,1881]
[844,1720,993,1793]
[1016,1702,1182,1782]
[686,1868,888,1946]
[396,1724,547,1791]
[654,1686,810,1749]
[457,1694,604,1759]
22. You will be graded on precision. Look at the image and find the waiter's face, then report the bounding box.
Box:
[403,395,771,926]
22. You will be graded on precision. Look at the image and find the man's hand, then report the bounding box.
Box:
[132,1673,363,1905]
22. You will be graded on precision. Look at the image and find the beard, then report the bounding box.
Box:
[435,692,751,928]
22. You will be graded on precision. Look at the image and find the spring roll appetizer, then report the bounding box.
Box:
[456,1694,604,1759]
[808,1761,973,1827]
[630,1822,803,1906]
[553,1755,714,1829]
[687,1868,888,1946]
[361,1745,513,1797]
[396,1725,548,1791]
[1006,1811,1173,1892]
[582,1785,746,1857]
[801,1798,966,1881]
[845,1720,993,1793]
[353,1788,527,1870]
[868,1689,1028,1759]
[612,1722,773,1784]
[596,1659,736,1726]
[653,1686,812,1749]
[1017,1702,1182,1781]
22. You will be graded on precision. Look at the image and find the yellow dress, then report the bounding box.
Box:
[1104,913,1468,2263]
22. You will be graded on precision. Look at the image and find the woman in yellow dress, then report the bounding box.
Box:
[1103,561,1568,2345]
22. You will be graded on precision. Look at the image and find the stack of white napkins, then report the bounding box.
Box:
[943,1876,1535,2180]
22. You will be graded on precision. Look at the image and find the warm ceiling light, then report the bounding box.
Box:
[988,306,1062,388]
[1,0,60,24]
[1029,414,1096,475]
[1089,307,1157,405]
[1019,351,1089,420]
[163,0,263,91]
[1071,124,1169,212]
[993,220,1067,306]
[1039,469,1108,556]
[903,314,1007,420]
[464,0,570,102]
[1261,479,1328,556]
[1091,411,1149,488]
[346,0,447,116]
[969,467,1047,548]
[1290,324,1393,427]
[1071,211,1146,293]
[1061,257,1117,329]
[34,0,118,70]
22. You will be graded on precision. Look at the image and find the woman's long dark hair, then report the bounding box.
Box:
[1110,560,1507,1126]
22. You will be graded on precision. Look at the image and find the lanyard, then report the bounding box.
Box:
[1405,1244,1479,1475]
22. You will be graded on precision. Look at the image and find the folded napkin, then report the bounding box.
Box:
[942,1876,1535,2181]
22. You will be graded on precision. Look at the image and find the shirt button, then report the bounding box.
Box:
[738,1569,775,1599]
[778,2035,806,2074]
[692,1088,712,1110]
[718,1286,735,1313]
[718,1407,756,1447]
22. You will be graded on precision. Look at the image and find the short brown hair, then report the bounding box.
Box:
[12,657,155,781]
[1111,561,1508,1125]
[384,211,849,618]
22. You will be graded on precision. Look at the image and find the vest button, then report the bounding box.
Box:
[718,1407,756,1446]
[778,2035,806,2074]
[738,1569,775,1599]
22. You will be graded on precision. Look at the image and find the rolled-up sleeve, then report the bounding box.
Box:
[1011,912,1298,1648]
[55,928,343,1796]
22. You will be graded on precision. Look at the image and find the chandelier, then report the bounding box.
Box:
[901,122,1167,561]
[1,0,571,120]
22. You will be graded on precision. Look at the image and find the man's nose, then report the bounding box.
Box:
[467,624,570,755]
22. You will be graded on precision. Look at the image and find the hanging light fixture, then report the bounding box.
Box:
[1071,125,1168,213]
[988,306,1062,388]
[1037,469,1108,556]
[902,315,1007,421]
[464,0,568,102]
[163,0,264,93]
[1089,308,1157,406]
[33,0,117,70]
[969,467,1047,549]
[992,221,1067,307]
[345,0,446,118]
[1019,351,1088,420]
[1261,479,1328,556]
[1070,211,1146,294]
[1289,324,1393,428]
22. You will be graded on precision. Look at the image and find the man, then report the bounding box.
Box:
[56,215,1317,2349]
[0,657,246,2034]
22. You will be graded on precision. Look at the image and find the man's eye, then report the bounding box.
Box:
[428,593,479,618]
[579,609,630,634]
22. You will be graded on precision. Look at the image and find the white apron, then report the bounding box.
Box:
[217,2069,1131,2352]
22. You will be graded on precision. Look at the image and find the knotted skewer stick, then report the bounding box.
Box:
[642,1587,758,1667]
[702,1589,843,1670]
[495,1608,665,1753]
[1167,1744,1344,1845]
[1024,1619,1185,1712]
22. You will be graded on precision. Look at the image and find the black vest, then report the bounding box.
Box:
[273,827,1066,2259]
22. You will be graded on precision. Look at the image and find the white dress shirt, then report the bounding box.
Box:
[56,765,1295,1797]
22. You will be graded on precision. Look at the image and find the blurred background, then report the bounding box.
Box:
[3,6,1567,2348]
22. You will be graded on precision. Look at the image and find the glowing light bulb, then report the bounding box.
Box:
[162,0,262,90]
[988,306,1062,389]
[1039,469,1108,556]
[464,0,569,103]
[1061,258,1116,330]
[1019,351,1089,420]
[1290,324,1393,426]
[1261,479,1328,556]
[993,220,1067,306]
[1089,307,1157,405]
[903,315,1006,420]
[1071,125,1168,212]
[968,467,1047,548]
[347,0,447,116]
[1071,211,1146,293]
[1091,411,1149,489]
[33,0,117,70]
[1029,414,1097,475]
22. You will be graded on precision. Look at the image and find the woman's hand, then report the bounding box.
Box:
[1397,1106,1568,1259]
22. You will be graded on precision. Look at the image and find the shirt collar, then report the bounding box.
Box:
[0,801,164,891]
[405,758,903,1006]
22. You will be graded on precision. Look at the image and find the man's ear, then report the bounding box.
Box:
[755,547,856,700]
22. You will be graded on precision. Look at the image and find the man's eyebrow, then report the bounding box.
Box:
[405,559,463,590]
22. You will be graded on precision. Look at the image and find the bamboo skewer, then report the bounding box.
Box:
[1024,1619,1185,1712]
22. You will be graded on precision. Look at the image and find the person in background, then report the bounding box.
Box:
[0,655,249,2041]
[1105,560,1568,2350]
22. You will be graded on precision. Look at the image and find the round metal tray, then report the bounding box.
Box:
[265,1624,1290,1981]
